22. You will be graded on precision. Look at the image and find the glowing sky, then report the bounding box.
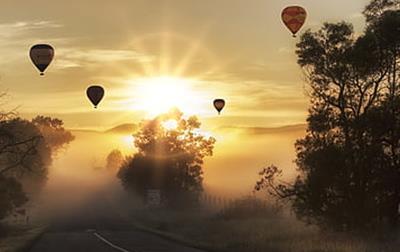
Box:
[0,0,369,129]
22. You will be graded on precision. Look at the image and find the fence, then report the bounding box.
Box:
[199,193,269,212]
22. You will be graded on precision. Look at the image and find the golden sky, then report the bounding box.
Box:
[0,0,369,130]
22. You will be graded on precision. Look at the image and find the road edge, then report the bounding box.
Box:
[16,225,48,252]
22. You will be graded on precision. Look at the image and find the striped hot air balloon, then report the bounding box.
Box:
[281,6,307,37]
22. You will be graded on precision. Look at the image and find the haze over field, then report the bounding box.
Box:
[36,124,305,208]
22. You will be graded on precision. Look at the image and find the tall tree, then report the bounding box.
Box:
[118,109,215,206]
[0,118,51,196]
[0,114,74,219]
[256,1,400,231]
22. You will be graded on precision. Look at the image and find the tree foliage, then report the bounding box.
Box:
[0,113,74,220]
[0,118,50,180]
[118,109,215,206]
[256,1,400,231]
[106,149,124,173]
[0,174,27,220]
[32,115,75,153]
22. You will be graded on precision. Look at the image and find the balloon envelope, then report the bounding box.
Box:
[86,86,105,108]
[213,99,225,114]
[29,44,54,75]
[281,6,307,37]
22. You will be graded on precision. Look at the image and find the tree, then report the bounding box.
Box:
[106,149,124,173]
[118,109,215,207]
[0,114,74,220]
[0,118,51,196]
[256,1,400,231]
[0,118,49,178]
[0,174,27,220]
[32,115,75,153]
[0,115,43,220]
[363,0,400,23]
[0,92,75,220]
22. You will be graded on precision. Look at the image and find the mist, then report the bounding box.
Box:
[27,123,305,224]
[29,131,130,223]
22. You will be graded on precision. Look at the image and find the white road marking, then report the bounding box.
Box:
[93,232,133,252]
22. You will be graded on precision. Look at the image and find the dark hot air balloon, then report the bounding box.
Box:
[86,85,105,109]
[281,6,307,37]
[29,44,54,76]
[213,99,225,115]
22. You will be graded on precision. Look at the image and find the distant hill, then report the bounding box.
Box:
[104,123,137,134]
[219,124,306,135]
[69,128,100,133]
[71,123,306,136]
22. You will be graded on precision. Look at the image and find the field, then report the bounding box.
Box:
[125,199,400,252]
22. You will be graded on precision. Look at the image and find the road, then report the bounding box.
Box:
[28,194,205,252]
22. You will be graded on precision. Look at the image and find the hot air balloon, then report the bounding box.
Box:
[29,44,54,76]
[281,6,307,37]
[86,85,105,109]
[213,99,225,115]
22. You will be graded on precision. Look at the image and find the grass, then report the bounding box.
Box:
[0,223,47,252]
[125,198,400,252]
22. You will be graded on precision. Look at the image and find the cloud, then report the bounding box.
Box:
[0,20,153,70]
[0,20,68,64]
[55,49,154,69]
[0,20,63,39]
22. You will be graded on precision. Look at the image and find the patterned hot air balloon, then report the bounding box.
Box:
[281,6,307,37]
[86,85,105,109]
[29,44,54,76]
[213,99,225,115]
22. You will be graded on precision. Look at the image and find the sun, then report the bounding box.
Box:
[122,135,135,147]
[130,76,203,116]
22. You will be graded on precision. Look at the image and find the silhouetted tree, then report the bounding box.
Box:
[106,149,124,173]
[32,115,75,153]
[364,0,400,23]
[1,118,51,196]
[256,0,400,231]
[0,174,27,220]
[0,113,74,219]
[118,109,215,207]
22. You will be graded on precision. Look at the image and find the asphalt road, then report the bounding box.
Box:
[28,194,205,252]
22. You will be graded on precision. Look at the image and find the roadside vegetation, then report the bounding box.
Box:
[0,95,74,244]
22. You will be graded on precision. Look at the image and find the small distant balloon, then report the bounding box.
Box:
[281,6,307,37]
[213,99,225,115]
[29,44,54,76]
[86,85,105,109]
